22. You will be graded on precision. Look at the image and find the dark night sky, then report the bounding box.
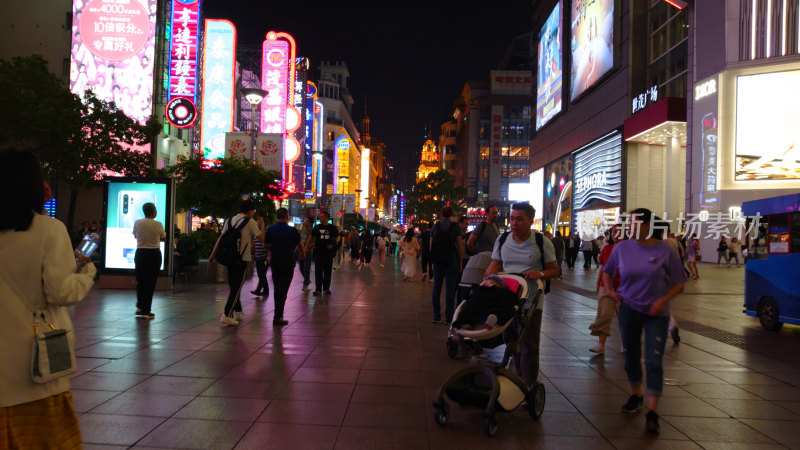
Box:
[203,1,535,190]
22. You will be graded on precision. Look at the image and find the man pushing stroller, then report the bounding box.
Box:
[483,202,558,387]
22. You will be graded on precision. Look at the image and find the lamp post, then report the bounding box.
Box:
[239,88,269,164]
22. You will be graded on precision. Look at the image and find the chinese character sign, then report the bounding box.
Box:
[168,0,199,102]
[261,33,293,135]
[201,19,235,161]
[70,0,157,124]
[631,85,659,114]
[224,132,251,161]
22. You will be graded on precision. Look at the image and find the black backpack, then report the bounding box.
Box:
[429,221,457,265]
[215,217,251,267]
[498,231,551,294]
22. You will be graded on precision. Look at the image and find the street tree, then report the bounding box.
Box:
[166,155,283,225]
[0,55,161,231]
[407,169,464,225]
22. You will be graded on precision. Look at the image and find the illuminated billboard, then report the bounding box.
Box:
[261,32,294,134]
[166,0,200,128]
[69,0,157,124]
[735,70,800,180]
[536,1,562,130]
[333,136,352,194]
[200,19,236,161]
[570,0,614,101]
[103,178,171,273]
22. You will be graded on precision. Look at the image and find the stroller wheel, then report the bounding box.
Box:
[527,382,546,420]
[433,401,449,426]
[484,416,498,437]
[446,340,458,359]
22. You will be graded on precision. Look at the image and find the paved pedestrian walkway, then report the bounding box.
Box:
[71,255,800,449]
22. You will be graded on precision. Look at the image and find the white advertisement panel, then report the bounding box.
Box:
[224,132,251,160]
[331,194,343,213]
[735,70,800,180]
[344,194,356,213]
[508,182,532,201]
[255,134,283,173]
[70,0,157,123]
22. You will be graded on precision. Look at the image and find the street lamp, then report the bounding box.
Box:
[239,88,269,163]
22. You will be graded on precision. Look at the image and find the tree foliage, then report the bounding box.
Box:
[166,156,283,224]
[407,169,464,225]
[0,55,161,230]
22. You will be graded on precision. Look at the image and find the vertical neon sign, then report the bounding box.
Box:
[166,0,199,128]
[314,100,324,197]
[200,19,236,161]
[305,82,317,198]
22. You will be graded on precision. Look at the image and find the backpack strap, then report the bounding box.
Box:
[498,231,511,260]
[535,231,545,268]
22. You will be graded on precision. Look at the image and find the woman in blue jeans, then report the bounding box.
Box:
[602,208,686,435]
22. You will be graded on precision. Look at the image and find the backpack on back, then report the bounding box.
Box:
[498,231,551,294]
[429,221,457,265]
[215,217,251,267]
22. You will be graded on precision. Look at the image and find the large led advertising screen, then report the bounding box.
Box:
[200,19,236,161]
[103,178,171,272]
[536,1,562,130]
[570,0,614,101]
[69,0,157,124]
[735,70,800,180]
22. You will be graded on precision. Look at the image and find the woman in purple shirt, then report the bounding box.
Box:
[602,208,687,435]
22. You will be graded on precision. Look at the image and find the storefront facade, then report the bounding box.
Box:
[572,131,623,240]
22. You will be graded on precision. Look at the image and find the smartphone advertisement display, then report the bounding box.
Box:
[536,1,562,130]
[104,178,171,272]
[570,0,614,101]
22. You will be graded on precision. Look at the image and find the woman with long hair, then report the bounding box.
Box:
[399,228,420,281]
[602,208,687,435]
[0,149,96,449]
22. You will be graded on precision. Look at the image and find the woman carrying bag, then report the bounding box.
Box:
[1,149,96,449]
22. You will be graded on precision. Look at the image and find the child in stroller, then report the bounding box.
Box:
[434,274,546,436]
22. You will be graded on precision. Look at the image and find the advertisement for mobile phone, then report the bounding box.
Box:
[103,178,172,273]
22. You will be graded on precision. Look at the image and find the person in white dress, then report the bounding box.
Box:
[399,229,420,281]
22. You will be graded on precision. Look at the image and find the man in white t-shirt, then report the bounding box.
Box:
[484,202,557,387]
[132,202,166,319]
[210,200,265,326]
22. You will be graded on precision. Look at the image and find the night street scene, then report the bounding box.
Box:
[3,0,800,448]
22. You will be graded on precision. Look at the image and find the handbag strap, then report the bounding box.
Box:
[0,263,53,334]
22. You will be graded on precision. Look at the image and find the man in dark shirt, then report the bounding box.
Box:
[419,225,433,281]
[429,205,464,324]
[264,207,302,326]
[306,211,339,295]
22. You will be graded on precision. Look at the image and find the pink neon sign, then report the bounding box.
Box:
[260,31,296,134]
[168,0,199,103]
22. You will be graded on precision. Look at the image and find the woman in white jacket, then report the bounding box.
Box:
[0,149,96,449]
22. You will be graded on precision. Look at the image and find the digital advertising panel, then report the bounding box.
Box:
[570,0,614,101]
[735,70,800,180]
[200,19,236,161]
[166,0,200,128]
[103,178,172,273]
[69,0,157,124]
[536,1,562,130]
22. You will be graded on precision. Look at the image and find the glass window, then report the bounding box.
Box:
[793,213,800,253]
[747,220,769,260]
[768,214,791,253]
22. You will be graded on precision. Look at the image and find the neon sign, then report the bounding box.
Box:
[260,31,294,135]
[167,0,199,128]
[305,82,317,198]
[200,19,235,161]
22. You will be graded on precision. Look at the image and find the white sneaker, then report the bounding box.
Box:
[589,344,605,354]
[220,314,239,326]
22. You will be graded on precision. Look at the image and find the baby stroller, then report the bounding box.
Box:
[433,275,546,437]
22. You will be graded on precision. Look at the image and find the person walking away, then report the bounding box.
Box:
[589,224,624,354]
[209,200,265,326]
[593,236,603,267]
[728,237,742,267]
[349,228,361,264]
[484,202,557,387]
[565,233,580,269]
[400,229,420,281]
[551,231,565,280]
[466,204,500,255]
[250,228,270,297]
[1,149,96,449]
[361,229,375,267]
[685,233,700,280]
[602,208,687,435]
[419,225,433,281]
[389,230,399,256]
[298,217,313,290]
[716,236,730,267]
[133,202,166,319]
[305,211,338,295]
[429,205,464,324]
[580,235,593,269]
[264,208,302,325]
[376,230,387,267]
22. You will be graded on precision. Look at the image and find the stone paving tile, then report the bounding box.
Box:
[70,372,150,392]
[664,417,778,444]
[258,399,348,426]
[90,392,194,417]
[334,426,429,450]
[135,418,252,449]
[78,413,164,446]
[740,419,800,446]
[71,389,120,413]
[126,375,216,396]
[236,423,340,450]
